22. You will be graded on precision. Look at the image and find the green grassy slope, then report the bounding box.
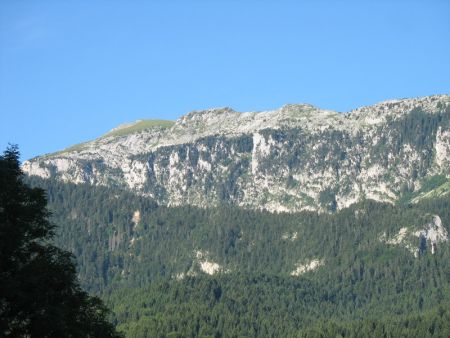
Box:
[45,119,174,157]
[101,119,174,138]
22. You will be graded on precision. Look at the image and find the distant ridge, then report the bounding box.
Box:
[23,95,450,212]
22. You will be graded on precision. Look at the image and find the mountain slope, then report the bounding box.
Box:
[25,176,450,293]
[23,95,450,212]
[25,176,450,337]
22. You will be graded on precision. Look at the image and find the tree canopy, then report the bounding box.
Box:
[0,145,120,337]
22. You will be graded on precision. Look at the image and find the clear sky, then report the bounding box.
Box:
[1,0,449,160]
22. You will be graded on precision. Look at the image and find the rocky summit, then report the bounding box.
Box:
[23,95,450,212]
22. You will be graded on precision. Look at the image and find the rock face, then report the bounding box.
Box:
[291,259,324,276]
[23,95,450,212]
[380,215,448,257]
[415,215,449,254]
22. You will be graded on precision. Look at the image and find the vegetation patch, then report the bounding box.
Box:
[101,119,175,138]
[399,175,450,204]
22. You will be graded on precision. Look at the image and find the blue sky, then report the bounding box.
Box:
[1,1,449,160]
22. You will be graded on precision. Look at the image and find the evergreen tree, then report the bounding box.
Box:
[0,145,120,337]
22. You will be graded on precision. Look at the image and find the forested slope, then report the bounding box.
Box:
[25,177,450,337]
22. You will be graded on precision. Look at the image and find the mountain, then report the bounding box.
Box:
[23,95,450,212]
[21,95,450,337]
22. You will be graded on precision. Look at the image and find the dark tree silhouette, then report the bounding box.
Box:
[0,145,120,337]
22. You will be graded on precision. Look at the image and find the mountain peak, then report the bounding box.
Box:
[280,103,317,112]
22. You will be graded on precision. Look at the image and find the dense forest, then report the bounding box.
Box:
[26,176,450,337]
[105,276,450,337]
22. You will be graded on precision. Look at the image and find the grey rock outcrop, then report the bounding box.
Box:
[23,95,450,212]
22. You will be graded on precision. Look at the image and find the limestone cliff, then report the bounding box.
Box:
[23,95,450,212]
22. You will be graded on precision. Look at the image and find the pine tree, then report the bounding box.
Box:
[0,145,120,337]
